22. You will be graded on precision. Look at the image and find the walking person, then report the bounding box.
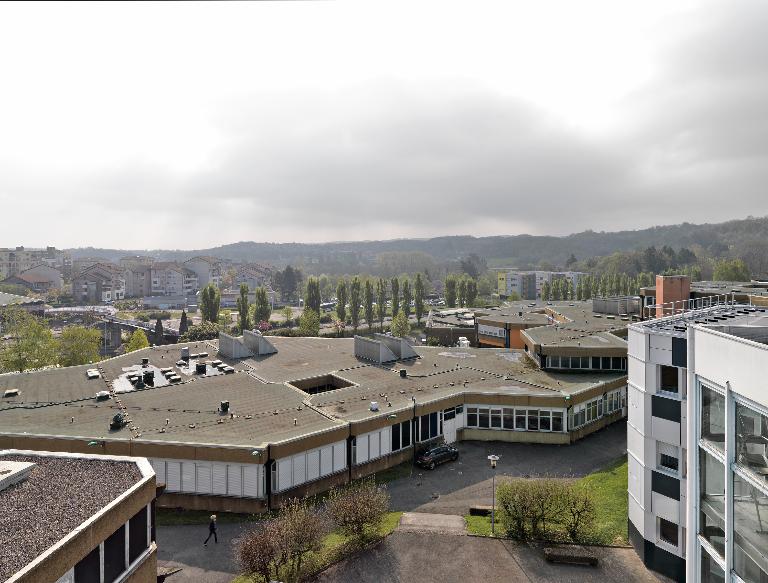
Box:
[203,514,218,546]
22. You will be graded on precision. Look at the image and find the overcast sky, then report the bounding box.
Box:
[1,0,767,249]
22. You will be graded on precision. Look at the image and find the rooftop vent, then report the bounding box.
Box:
[0,461,36,493]
[86,369,100,380]
[220,400,230,414]
[95,391,110,401]
[370,401,379,412]
[3,389,19,398]
[399,369,407,379]
[181,346,190,360]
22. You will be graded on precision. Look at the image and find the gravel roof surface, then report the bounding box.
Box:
[0,454,142,581]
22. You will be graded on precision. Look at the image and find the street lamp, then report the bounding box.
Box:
[488,454,500,535]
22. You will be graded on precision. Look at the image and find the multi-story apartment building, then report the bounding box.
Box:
[1,264,64,293]
[497,270,587,299]
[184,256,222,288]
[627,274,768,582]
[0,246,71,280]
[119,255,155,270]
[150,262,198,296]
[72,263,126,303]
[233,263,272,291]
[124,264,153,298]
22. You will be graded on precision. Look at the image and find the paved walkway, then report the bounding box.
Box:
[315,532,668,583]
[157,522,243,583]
[397,512,466,535]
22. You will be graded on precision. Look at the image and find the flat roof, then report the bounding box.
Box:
[0,338,625,449]
[0,451,144,582]
[631,304,768,337]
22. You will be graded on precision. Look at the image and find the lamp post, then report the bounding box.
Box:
[488,454,499,535]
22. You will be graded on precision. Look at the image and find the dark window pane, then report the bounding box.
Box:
[602,356,611,369]
[104,525,126,583]
[392,423,401,451]
[429,412,438,438]
[660,365,679,393]
[420,415,430,441]
[491,409,502,428]
[467,408,478,427]
[443,408,455,420]
[75,545,100,583]
[592,357,600,369]
[552,412,563,432]
[401,420,411,448]
[660,454,678,472]
[659,518,678,546]
[129,506,148,564]
[540,411,551,431]
[612,357,622,370]
[479,409,490,428]
[699,449,725,558]
[528,410,539,431]
[701,549,725,583]
[515,410,526,430]
[702,386,725,451]
[503,408,514,429]
[581,357,590,369]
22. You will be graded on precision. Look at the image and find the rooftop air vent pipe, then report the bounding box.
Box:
[399,369,407,379]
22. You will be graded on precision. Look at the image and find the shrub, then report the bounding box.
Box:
[326,479,390,544]
[179,321,219,341]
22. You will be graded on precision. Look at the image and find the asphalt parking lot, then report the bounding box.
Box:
[385,419,627,515]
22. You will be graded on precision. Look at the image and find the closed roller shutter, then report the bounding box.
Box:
[181,462,196,493]
[380,427,392,456]
[356,436,369,465]
[166,462,181,492]
[196,464,212,494]
[369,432,380,459]
[243,465,260,498]
[306,450,320,481]
[333,442,346,472]
[293,453,307,486]
[227,465,243,496]
[212,464,227,495]
[320,446,333,476]
[151,459,166,485]
[278,458,292,492]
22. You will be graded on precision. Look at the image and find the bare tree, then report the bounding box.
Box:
[236,519,282,583]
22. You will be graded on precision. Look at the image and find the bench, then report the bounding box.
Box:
[543,546,599,566]
[469,505,494,516]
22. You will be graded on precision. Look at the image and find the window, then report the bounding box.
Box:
[602,356,611,370]
[491,409,502,429]
[75,546,100,583]
[581,356,590,369]
[736,402,768,483]
[527,410,539,431]
[612,357,623,370]
[104,525,126,583]
[592,357,601,370]
[700,549,725,583]
[552,411,563,432]
[443,408,455,420]
[478,408,490,429]
[660,365,679,394]
[539,410,551,431]
[129,506,148,563]
[391,423,401,451]
[734,472,768,582]
[699,449,725,558]
[659,518,678,547]
[515,409,526,430]
[702,386,725,452]
[657,442,679,473]
[503,408,514,429]
[401,420,411,448]
[467,407,478,427]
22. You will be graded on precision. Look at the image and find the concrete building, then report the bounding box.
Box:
[0,247,71,281]
[627,274,768,581]
[119,256,155,270]
[124,265,152,298]
[497,270,587,300]
[0,449,157,583]
[1,264,63,293]
[233,264,272,291]
[0,333,626,514]
[72,263,126,304]
[184,257,222,288]
[150,263,198,297]
[0,291,46,316]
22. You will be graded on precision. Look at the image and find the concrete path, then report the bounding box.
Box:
[157,522,243,583]
[397,512,466,535]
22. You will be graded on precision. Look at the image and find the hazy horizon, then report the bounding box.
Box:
[3,1,768,248]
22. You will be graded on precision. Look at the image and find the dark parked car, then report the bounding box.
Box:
[416,444,459,470]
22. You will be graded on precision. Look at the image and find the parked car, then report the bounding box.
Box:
[416,444,459,470]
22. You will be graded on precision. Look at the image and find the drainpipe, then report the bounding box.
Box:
[264,445,273,512]
[347,423,353,484]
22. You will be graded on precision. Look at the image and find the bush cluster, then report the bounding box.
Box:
[237,479,389,583]
[496,478,596,543]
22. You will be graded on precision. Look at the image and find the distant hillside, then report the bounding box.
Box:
[68,215,768,274]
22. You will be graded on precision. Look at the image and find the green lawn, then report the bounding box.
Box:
[465,456,629,545]
[230,511,403,583]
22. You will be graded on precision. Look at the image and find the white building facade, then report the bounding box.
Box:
[629,303,768,582]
